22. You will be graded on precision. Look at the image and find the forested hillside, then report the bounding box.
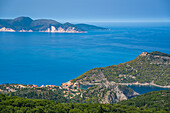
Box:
[73,51,170,86]
[0,94,168,113]
[118,90,170,111]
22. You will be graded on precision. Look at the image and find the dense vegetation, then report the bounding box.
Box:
[0,94,168,113]
[73,51,170,86]
[118,90,170,111]
[0,83,72,103]
[7,88,70,103]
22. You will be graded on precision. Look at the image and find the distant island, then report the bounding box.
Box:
[0,16,108,33]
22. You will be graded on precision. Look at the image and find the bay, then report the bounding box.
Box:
[128,85,170,94]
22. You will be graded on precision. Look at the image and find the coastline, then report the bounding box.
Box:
[0,31,87,33]
[0,26,87,33]
[118,82,170,88]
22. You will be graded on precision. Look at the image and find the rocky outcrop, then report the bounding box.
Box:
[73,71,138,104]
[80,81,139,104]
[0,27,15,32]
[19,29,33,32]
[70,51,170,103]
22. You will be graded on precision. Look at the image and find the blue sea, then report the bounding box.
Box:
[128,85,170,94]
[0,22,170,93]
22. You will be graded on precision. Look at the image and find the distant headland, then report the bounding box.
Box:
[0,16,108,33]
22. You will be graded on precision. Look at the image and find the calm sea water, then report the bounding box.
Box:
[0,23,170,92]
[128,85,170,94]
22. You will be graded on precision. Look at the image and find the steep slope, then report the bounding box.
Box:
[9,16,33,30]
[75,23,108,31]
[62,22,84,32]
[118,90,170,111]
[73,51,170,86]
[30,19,62,31]
[74,83,138,104]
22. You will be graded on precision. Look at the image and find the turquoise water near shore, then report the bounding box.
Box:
[0,23,170,89]
[128,85,170,94]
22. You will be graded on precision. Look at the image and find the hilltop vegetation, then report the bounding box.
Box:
[118,90,170,111]
[0,94,168,113]
[0,84,71,103]
[73,51,170,86]
[8,88,69,103]
[0,83,138,104]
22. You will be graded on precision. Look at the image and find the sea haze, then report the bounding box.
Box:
[0,22,170,86]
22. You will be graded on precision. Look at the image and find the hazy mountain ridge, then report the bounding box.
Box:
[0,16,107,33]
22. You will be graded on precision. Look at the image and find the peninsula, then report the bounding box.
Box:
[73,51,170,88]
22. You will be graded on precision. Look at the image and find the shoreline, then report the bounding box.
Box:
[118,83,170,88]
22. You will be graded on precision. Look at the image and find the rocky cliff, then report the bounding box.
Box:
[69,51,169,103]
[79,82,139,104]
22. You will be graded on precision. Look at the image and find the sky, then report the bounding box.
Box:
[0,0,170,22]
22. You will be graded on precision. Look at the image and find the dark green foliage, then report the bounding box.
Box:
[0,94,167,113]
[103,55,170,85]
[150,51,170,57]
[0,17,33,30]
[6,88,70,103]
[30,19,62,31]
[118,90,170,111]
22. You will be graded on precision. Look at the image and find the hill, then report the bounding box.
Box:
[0,83,138,104]
[73,51,170,86]
[0,94,168,113]
[0,16,107,33]
[118,90,170,111]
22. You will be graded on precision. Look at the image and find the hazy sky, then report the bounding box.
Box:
[0,0,170,22]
